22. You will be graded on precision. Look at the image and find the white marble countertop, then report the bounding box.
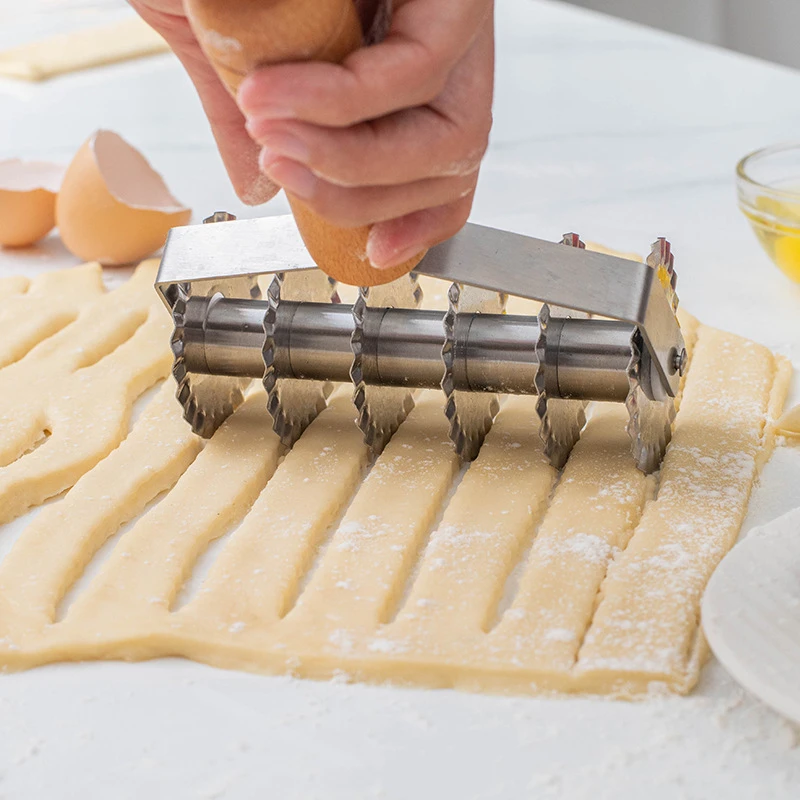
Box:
[0,1,799,798]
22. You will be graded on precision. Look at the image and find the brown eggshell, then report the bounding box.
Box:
[0,159,63,247]
[56,130,191,265]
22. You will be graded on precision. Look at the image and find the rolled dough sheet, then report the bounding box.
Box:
[0,264,792,697]
[0,259,171,523]
[0,18,170,82]
[0,263,104,369]
[0,275,32,301]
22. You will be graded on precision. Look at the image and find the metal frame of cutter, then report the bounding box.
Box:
[155,214,686,473]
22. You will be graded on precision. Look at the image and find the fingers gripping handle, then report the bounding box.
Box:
[185,0,427,286]
[186,0,363,89]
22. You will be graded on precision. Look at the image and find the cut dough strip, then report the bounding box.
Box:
[279,390,461,639]
[61,390,283,637]
[0,263,104,369]
[481,315,699,680]
[0,260,790,697]
[486,403,650,676]
[575,329,788,693]
[0,260,170,522]
[0,382,200,647]
[177,391,372,634]
[0,307,171,523]
[392,395,555,638]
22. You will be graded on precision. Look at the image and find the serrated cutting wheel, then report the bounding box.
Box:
[625,238,681,471]
[647,237,679,311]
[170,276,259,438]
[534,233,590,468]
[625,328,676,473]
[351,274,422,453]
[168,211,261,438]
[263,269,339,446]
[158,213,685,475]
[442,282,507,461]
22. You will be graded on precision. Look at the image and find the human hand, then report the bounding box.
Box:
[129,0,280,206]
[130,0,495,270]
[240,0,495,269]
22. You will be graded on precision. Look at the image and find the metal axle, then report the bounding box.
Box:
[181,296,637,403]
[157,215,685,471]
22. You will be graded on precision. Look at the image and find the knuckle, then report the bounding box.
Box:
[465,113,492,158]
[312,91,359,128]
[475,116,492,156]
[409,45,450,102]
[438,141,484,178]
[434,115,491,178]
[456,178,478,202]
[417,67,449,104]
[313,102,347,127]
[326,104,360,127]
[326,73,370,126]
[424,72,449,103]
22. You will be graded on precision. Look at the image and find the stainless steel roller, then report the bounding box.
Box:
[183,296,635,402]
[156,214,687,472]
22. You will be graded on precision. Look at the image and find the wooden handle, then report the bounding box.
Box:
[186,0,426,286]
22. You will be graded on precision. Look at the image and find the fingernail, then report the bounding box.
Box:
[366,229,423,270]
[260,153,317,200]
[249,128,310,164]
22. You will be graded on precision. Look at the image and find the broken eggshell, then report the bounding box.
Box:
[56,130,191,265]
[0,158,63,247]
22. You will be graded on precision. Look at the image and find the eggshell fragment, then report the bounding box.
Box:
[0,159,63,247]
[56,130,191,265]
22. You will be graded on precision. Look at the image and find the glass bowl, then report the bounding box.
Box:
[737,142,800,283]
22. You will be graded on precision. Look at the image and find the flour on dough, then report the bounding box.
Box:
[0,265,792,697]
[0,259,171,524]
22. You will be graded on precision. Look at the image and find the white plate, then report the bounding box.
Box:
[703,506,800,725]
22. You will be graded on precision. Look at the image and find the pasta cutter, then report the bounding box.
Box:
[155,213,685,473]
